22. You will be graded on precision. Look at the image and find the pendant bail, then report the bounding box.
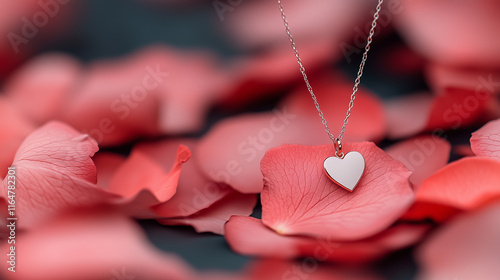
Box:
[334,138,344,159]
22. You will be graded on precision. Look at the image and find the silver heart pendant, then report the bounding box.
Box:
[323,151,365,192]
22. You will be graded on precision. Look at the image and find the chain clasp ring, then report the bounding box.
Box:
[334,138,344,159]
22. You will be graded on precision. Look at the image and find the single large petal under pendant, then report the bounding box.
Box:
[323,151,365,192]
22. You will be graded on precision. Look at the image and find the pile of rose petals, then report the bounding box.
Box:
[1,1,500,279]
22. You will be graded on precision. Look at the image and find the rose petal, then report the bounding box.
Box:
[225,216,429,264]
[4,53,81,124]
[386,136,451,191]
[394,0,500,68]
[197,111,311,193]
[0,208,194,280]
[386,89,491,139]
[218,41,337,109]
[453,144,475,158]
[385,93,433,139]
[106,145,191,217]
[143,47,230,134]
[61,51,163,146]
[416,202,500,280]
[425,63,500,95]
[238,259,382,280]
[93,152,126,190]
[261,143,414,241]
[223,0,373,50]
[135,139,234,218]
[283,74,386,143]
[0,1,77,77]
[0,98,35,178]
[471,118,500,160]
[405,157,500,222]
[158,192,257,235]
[0,121,115,229]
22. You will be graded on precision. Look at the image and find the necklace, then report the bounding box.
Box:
[278,0,384,192]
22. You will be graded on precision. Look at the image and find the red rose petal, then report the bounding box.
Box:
[416,203,500,280]
[0,121,115,228]
[394,0,500,68]
[225,216,429,264]
[136,139,234,218]
[4,53,81,124]
[386,136,451,190]
[261,143,414,241]
[406,157,500,222]
[471,118,500,160]
[0,209,195,280]
[158,192,257,235]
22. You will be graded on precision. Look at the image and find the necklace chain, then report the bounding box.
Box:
[278,0,384,144]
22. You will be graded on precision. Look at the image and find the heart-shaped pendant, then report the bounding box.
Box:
[323,151,365,192]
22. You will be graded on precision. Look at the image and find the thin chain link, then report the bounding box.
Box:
[278,0,384,143]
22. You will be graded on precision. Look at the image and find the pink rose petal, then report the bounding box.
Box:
[223,0,373,50]
[158,192,257,235]
[225,216,429,264]
[385,93,433,139]
[0,1,78,77]
[0,209,195,280]
[4,53,81,124]
[471,118,500,160]
[283,74,386,143]
[394,0,500,68]
[386,89,491,139]
[239,259,382,280]
[197,111,311,193]
[93,152,126,190]
[106,145,191,217]
[0,121,115,229]
[386,136,451,191]
[136,139,234,218]
[425,63,500,95]
[0,98,35,178]
[61,51,163,146]
[416,202,500,280]
[405,157,500,222]
[218,41,337,109]
[261,143,414,241]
